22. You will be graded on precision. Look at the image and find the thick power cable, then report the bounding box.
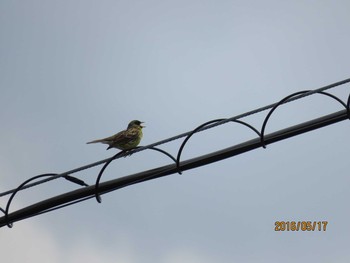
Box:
[0,109,348,227]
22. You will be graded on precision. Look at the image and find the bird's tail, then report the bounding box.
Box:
[86,139,104,144]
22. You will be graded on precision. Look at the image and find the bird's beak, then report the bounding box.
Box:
[140,122,145,128]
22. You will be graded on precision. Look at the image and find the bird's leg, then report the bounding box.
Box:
[121,146,141,157]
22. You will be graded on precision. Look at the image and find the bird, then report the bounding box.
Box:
[87,120,144,150]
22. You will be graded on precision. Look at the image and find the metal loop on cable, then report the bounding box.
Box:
[176,118,263,172]
[261,90,348,146]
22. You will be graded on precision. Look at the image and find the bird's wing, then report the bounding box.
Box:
[109,128,140,145]
[89,128,139,144]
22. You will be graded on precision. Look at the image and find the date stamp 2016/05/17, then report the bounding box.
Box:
[275,221,328,231]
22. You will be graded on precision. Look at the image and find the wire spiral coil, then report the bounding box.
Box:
[1,78,349,228]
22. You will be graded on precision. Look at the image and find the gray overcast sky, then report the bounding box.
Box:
[1,1,350,262]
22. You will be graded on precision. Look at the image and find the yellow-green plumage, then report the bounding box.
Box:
[87,120,144,150]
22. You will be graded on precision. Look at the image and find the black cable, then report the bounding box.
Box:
[1,77,349,198]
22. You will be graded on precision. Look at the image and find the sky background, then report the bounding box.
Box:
[1,1,350,262]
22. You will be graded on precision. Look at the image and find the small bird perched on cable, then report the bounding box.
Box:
[87,120,145,150]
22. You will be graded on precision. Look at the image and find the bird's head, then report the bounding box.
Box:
[128,120,145,129]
